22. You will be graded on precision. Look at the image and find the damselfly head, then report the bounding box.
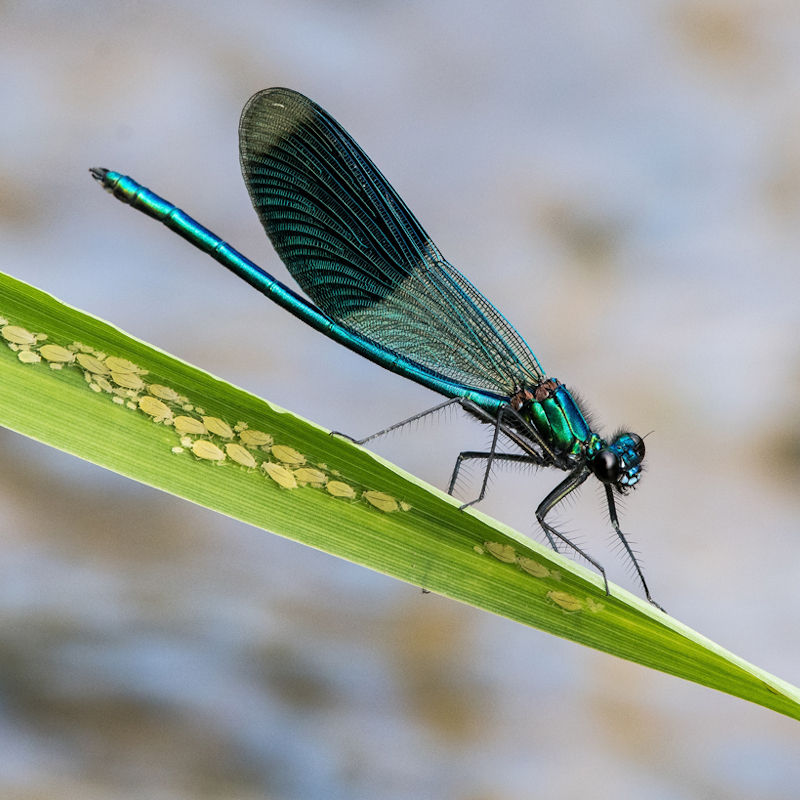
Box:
[590,431,645,493]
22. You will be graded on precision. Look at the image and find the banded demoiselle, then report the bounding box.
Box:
[91,87,657,607]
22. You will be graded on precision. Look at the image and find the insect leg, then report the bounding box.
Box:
[447,400,553,511]
[461,405,506,507]
[448,452,542,498]
[458,399,558,464]
[331,397,464,444]
[535,468,610,594]
[464,400,563,506]
[604,485,664,611]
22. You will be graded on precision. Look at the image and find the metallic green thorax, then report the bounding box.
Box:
[519,379,595,457]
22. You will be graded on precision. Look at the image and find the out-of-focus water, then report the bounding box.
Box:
[1,1,799,797]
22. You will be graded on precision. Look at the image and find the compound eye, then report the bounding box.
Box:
[593,449,620,484]
[629,433,645,461]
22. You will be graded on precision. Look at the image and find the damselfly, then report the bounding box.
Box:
[91,88,657,607]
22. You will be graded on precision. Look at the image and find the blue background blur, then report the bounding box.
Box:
[2,1,800,797]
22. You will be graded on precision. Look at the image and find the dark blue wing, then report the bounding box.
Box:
[239,87,545,394]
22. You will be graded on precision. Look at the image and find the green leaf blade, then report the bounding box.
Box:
[1,269,798,721]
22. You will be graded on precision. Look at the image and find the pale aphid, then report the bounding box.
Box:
[484,541,517,564]
[191,439,226,462]
[174,416,207,435]
[202,416,235,439]
[105,356,146,374]
[138,395,173,422]
[1,325,36,346]
[262,461,298,489]
[239,429,273,447]
[148,384,182,402]
[293,467,327,486]
[363,491,399,513]
[517,556,552,579]
[76,353,110,374]
[547,591,584,612]
[325,480,356,499]
[110,371,145,391]
[225,442,257,468]
[38,344,75,363]
[17,350,41,364]
[270,444,305,465]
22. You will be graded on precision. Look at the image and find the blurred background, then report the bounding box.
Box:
[2,1,800,797]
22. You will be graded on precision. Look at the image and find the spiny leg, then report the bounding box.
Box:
[604,485,664,611]
[452,402,556,510]
[462,405,506,507]
[457,398,558,465]
[535,468,611,595]
[330,397,463,444]
[448,451,544,505]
